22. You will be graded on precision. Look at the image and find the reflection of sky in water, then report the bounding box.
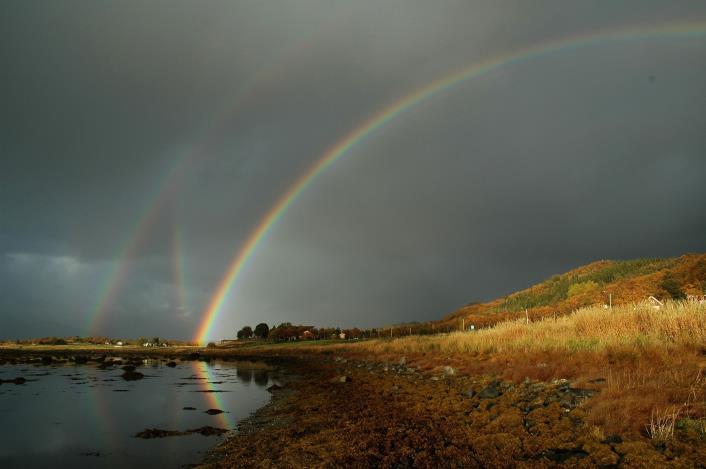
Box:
[0,360,276,468]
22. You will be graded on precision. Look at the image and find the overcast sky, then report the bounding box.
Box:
[1,1,705,340]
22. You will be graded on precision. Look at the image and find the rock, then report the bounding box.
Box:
[187,426,228,436]
[121,370,144,381]
[543,448,589,463]
[187,352,200,361]
[478,381,502,399]
[398,357,407,366]
[166,361,177,368]
[602,434,623,445]
[135,426,228,439]
[266,384,282,392]
[205,408,224,415]
[135,428,186,439]
[73,356,89,364]
[41,356,53,365]
[443,366,456,376]
[121,365,136,372]
[1,377,27,385]
[332,375,351,383]
[465,389,476,398]
[183,406,197,410]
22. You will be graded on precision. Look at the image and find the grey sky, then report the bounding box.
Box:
[1,1,705,340]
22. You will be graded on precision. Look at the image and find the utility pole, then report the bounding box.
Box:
[525,308,529,324]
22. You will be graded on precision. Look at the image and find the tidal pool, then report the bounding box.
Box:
[0,359,277,468]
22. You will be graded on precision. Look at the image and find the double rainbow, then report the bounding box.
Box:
[195,20,706,343]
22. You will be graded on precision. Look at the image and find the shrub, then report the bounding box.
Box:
[661,272,686,300]
[567,280,599,297]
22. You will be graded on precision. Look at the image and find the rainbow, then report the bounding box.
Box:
[195,20,706,343]
[194,361,233,429]
[172,227,188,316]
[88,152,193,335]
[87,24,337,336]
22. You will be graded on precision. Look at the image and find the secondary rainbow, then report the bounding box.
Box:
[86,25,335,335]
[195,20,706,343]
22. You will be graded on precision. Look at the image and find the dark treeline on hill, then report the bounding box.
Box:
[233,321,468,343]
[234,322,443,342]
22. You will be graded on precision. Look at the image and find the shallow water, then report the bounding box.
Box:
[0,359,277,468]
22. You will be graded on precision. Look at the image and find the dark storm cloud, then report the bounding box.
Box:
[1,1,705,339]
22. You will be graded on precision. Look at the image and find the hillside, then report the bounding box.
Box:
[442,253,706,329]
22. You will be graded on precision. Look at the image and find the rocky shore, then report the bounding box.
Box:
[199,355,706,468]
[3,347,706,467]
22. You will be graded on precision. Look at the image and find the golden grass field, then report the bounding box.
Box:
[239,300,706,438]
[354,300,706,355]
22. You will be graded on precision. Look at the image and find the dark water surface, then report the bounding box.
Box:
[0,359,277,468]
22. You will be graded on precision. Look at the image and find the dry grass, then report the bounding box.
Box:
[345,300,706,355]
[646,406,682,441]
[279,300,706,437]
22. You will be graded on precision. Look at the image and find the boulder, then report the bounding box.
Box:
[121,370,144,381]
[478,381,502,399]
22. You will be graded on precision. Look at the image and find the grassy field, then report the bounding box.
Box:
[229,300,706,438]
[352,300,706,355]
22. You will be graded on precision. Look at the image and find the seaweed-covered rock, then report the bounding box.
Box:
[135,428,186,439]
[188,426,228,436]
[121,370,144,381]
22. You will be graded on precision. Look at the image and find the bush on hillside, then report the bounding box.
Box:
[567,280,599,297]
[661,272,686,300]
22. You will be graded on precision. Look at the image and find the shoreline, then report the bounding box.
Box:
[3,345,706,467]
[197,352,704,468]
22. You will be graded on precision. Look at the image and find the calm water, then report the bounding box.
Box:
[0,359,278,468]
